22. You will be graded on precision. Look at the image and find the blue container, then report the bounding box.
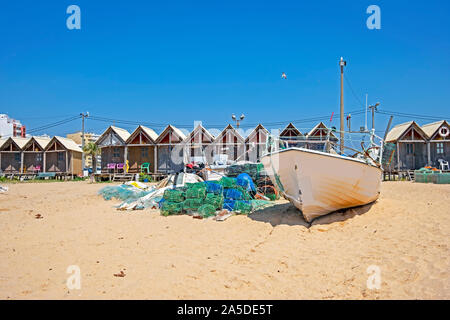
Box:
[223,199,236,211]
[224,188,244,200]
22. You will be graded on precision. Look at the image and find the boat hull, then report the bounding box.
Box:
[261,148,382,222]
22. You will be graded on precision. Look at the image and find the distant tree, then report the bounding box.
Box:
[82,142,100,182]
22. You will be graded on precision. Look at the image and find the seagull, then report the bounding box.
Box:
[281,72,287,79]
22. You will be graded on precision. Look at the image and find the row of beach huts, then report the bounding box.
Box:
[0,120,448,179]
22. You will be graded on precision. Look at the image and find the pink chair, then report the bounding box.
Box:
[34,165,41,173]
[107,163,116,173]
[116,163,125,173]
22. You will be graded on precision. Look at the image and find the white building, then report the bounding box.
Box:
[0,114,26,138]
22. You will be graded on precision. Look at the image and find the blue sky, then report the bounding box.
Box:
[0,0,449,137]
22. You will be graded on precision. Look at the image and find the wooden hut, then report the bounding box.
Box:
[125,125,158,174]
[385,121,428,171]
[245,124,268,162]
[305,122,338,151]
[44,136,83,176]
[183,124,215,164]
[421,120,450,168]
[213,124,245,162]
[0,137,29,173]
[95,126,130,172]
[22,137,51,173]
[279,123,304,147]
[155,125,187,173]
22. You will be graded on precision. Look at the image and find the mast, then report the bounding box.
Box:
[339,57,346,154]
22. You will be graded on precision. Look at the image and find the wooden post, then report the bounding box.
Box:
[65,150,68,175]
[154,146,158,174]
[20,152,24,173]
[43,152,46,173]
[0,152,2,172]
[427,142,431,166]
[124,146,128,164]
[396,142,400,172]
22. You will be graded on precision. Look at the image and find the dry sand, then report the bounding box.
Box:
[0,181,449,299]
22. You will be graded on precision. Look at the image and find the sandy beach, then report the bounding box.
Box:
[0,181,449,299]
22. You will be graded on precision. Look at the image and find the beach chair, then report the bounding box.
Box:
[107,163,116,173]
[140,162,150,174]
[438,159,449,171]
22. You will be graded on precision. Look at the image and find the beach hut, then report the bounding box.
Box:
[125,125,158,174]
[95,126,130,173]
[305,122,338,151]
[155,125,187,173]
[385,121,429,171]
[22,137,51,173]
[279,123,304,148]
[245,124,268,162]
[421,120,450,168]
[183,124,215,164]
[44,136,83,176]
[0,137,29,173]
[213,124,245,162]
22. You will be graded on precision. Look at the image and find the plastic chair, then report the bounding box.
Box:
[107,163,116,173]
[116,163,125,173]
[140,162,150,174]
[438,159,449,171]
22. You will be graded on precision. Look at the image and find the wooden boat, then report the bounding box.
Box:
[261,145,383,222]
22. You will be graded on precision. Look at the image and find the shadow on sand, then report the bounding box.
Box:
[249,201,375,228]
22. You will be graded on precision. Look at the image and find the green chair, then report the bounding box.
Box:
[140,162,150,174]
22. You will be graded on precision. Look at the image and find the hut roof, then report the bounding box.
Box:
[307,122,338,139]
[245,124,269,142]
[140,126,159,142]
[184,124,215,143]
[11,137,31,149]
[23,136,51,150]
[385,121,428,142]
[110,126,131,142]
[421,120,449,139]
[51,136,83,152]
[280,123,302,136]
[214,124,245,143]
[155,125,187,143]
[126,125,159,144]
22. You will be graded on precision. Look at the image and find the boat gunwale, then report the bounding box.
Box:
[262,147,382,171]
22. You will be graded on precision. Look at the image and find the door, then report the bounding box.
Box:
[405,143,415,169]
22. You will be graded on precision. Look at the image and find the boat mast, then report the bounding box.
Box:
[339,57,346,155]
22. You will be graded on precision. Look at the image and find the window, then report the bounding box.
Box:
[58,152,64,161]
[113,147,120,158]
[141,147,148,158]
[406,143,414,154]
[36,153,42,162]
[14,153,20,162]
[437,143,444,154]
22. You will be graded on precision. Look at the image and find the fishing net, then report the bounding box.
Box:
[98,185,152,203]
[161,201,184,216]
[205,181,223,195]
[163,189,185,203]
[183,198,204,211]
[233,200,252,214]
[204,193,224,210]
[198,204,216,218]
[185,186,206,199]
[218,176,237,188]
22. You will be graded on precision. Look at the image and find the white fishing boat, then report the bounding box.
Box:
[261,132,383,222]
